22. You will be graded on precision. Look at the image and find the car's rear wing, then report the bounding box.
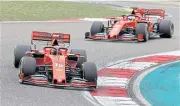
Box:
[131,8,165,17]
[31,31,70,49]
[32,31,70,43]
[145,9,165,17]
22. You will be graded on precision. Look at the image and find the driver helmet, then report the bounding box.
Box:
[128,15,135,21]
[51,49,57,55]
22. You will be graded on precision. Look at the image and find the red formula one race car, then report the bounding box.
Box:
[13,31,97,89]
[85,8,174,42]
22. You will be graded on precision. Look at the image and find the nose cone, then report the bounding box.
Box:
[109,22,122,38]
[50,55,66,84]
[57,78,63,84]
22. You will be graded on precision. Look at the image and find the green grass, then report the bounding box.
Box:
[0,1,129,21]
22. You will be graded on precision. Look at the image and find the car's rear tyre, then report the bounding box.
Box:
[14,45,31,68]
[159,19,174,38]
[90,21,104,35]
[85,32,90,39]
[19,56,36,76]
[136,23,149,42]
[82,62,97,85]
[70,49,87,68]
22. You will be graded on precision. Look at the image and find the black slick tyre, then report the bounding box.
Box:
[82,62,97,85]
[136,23,150,42]
[90,21,104,35]
[19,56,36,76]
[14,45,31,68]
[159,19,174,38]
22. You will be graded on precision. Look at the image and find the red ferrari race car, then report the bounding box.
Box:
[13,31,97,89]
[85,8,174,42]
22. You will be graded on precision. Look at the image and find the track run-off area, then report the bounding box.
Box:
[140,60,180,106]
[0,1,179,106]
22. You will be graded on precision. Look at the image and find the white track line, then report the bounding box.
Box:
[97,77,129,88]
[108,61,157,71]
[93,96,139,106]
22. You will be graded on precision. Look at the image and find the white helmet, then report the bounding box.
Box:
[127,15,135,21]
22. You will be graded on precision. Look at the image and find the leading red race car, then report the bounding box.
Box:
[85,8,174,42]
[13,31,97,89]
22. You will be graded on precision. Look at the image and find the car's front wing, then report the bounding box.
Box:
[20,75,97,90]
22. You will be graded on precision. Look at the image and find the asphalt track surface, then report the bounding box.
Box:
[0,2,179,106]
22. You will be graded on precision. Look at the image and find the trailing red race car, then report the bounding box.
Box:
[85,8,174,42]
[13,31,97,89]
